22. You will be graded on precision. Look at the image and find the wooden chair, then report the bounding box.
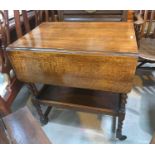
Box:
[0,10,39,115]
[57,10,128,22]
[14,10,39,38]
[14,10,53,38]
[134,10,155,69]
[34,10,56,25]
[0,10,23,115]
[0,106,51,144]
[0,10,56,116]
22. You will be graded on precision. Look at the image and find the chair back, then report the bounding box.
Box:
[136,10,155,38]
[14,10,32,38]
[15,10,53,38]
[35,10,55,25]
[0,10,10,73]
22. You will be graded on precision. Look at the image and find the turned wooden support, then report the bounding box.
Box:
[33,101,49,125]
[0,96,10,115]
[26,83,38,97]
[116,93,127,140]
[27,83,49,125]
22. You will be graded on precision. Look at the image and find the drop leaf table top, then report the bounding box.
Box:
[7,22,138,93]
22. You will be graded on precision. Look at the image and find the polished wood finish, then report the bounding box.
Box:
[1,106,51,144]
[8,51,137,93]
[7,22,138,93]
[8,22,137,53]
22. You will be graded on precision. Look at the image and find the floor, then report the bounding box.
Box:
[1,68,155,144]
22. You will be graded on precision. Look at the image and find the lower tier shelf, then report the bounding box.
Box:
[34,85,120,115]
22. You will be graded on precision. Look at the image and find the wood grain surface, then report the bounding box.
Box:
[3,106,51,144]
[8,22,137,54]
[7,22,138,93]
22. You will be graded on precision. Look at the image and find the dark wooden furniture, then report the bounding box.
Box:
[134,10,155,69]
[57,10,128,22]
[35,10,56,23]
[7,22,138,140]
[0,10,23,115]
[0,10,50,115]
[0,106,51,144]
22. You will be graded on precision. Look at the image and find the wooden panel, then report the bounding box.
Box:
[3,107,51,144]
[8,50,137,93]
[7,22,138,93]
[36,85,120,115]
[8,22,138,54]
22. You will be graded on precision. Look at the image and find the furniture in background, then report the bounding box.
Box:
[134,10,155,69]
[0,10,23,115]
[150,132,155,144]
[0,10,54,115]
[127,10,134,22]
[57,10,128,22]
[7,22,138,140]
[0,106,51,144]
[34,10,56,23]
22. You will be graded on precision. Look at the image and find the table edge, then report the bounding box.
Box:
[6,47,138,58]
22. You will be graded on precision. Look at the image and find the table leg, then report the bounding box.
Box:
[44,106,52,119]
[116,93,127,140]
[33,103,48,125]
[112,116,116,133]
[27,83,38,96]
[26,83,48,125]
